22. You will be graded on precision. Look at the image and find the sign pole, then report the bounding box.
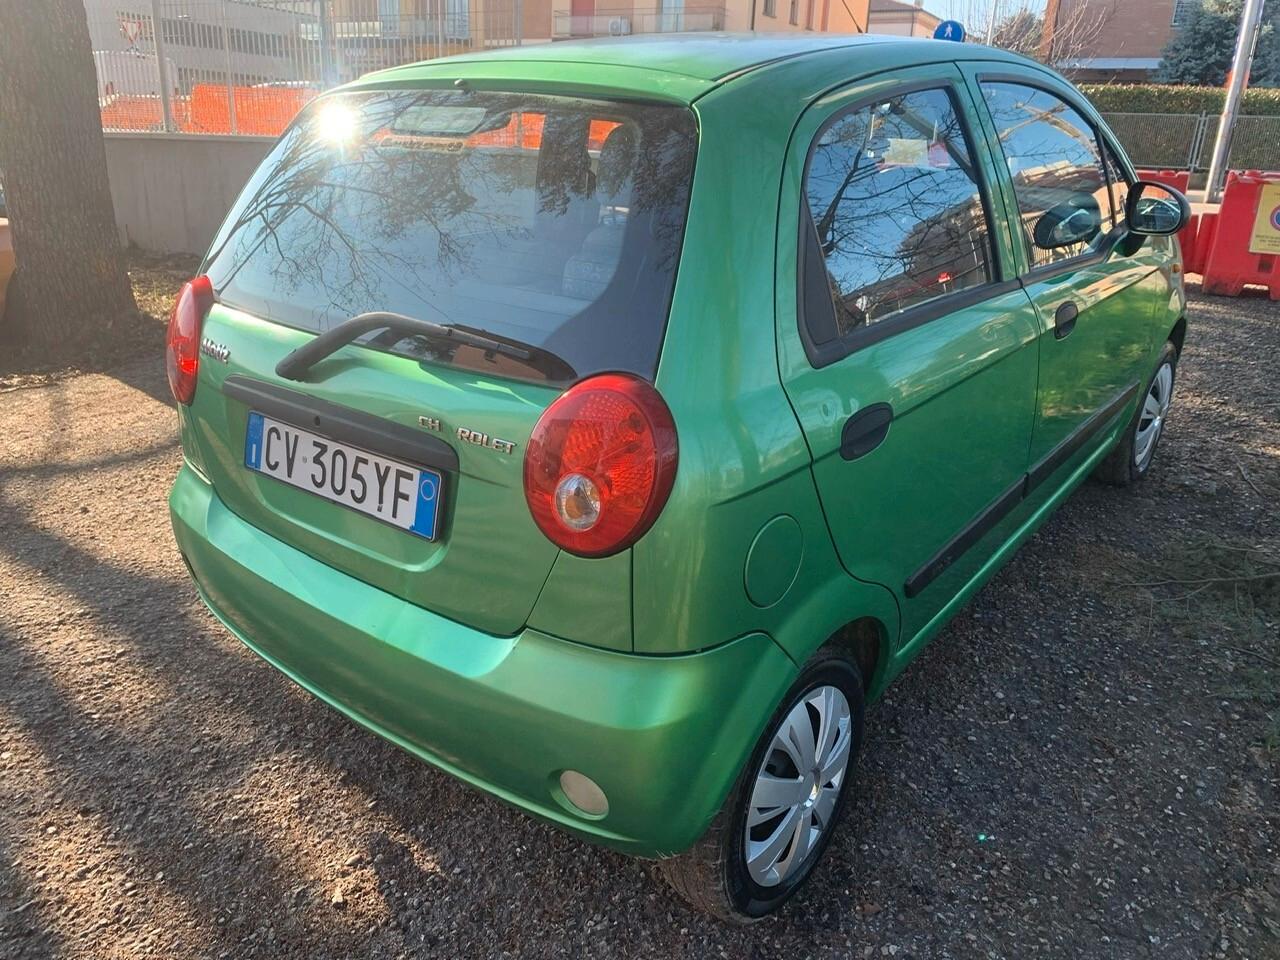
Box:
[149,0,174,133]
[220,1,238,135]
[1204,0,1266,202]
[318,0,335,88]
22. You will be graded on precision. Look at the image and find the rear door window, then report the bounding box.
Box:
[801,86,996,346]
[203,90,698,384]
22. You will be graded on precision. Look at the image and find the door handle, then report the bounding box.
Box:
[841,403,893,461]
[1054,301,1079,340]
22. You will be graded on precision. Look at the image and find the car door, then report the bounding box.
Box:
[776,66,1042,651]
[963,70,1168,493]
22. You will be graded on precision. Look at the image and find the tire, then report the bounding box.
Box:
[657,651,865,922]
[1095,340,1179,486]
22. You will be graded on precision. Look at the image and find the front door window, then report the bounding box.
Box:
[979,82,1120,269]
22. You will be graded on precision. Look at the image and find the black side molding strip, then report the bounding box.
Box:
[222,374,460,474]
[904,380,1139,598]
[904,476,1025,599]
[1026,382,1138,494]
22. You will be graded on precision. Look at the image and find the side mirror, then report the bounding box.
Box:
[1032,196,1102,249]
[1126,180,1191,236]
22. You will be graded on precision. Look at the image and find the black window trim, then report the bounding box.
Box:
[796,78,1013,369]
[974,71,1137,285]
[1097,127,1136,229]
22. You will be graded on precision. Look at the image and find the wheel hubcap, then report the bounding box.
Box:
[744,684,852,888]
[1134,362,1174,470]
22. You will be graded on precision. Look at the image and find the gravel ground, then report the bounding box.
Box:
[1,278,1277,960]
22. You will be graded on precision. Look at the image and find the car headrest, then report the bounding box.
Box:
[597,124,637,204]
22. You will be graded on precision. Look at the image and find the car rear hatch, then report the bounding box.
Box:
[180,86,697,636]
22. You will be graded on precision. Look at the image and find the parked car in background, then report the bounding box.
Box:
[0,182,14,321]
[166,35,1190,921]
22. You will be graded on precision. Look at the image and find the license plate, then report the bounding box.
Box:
[244,411,442,540]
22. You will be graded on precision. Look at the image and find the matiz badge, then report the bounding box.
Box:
[200,338,230,362]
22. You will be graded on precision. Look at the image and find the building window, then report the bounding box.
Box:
[763,0,776,16]
[1172,0,1200,26]
[789,0,799,23]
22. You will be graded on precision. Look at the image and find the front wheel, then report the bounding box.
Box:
[1096,340,1178,486]
[657,652,865,922]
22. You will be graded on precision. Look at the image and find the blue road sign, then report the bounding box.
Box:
[933,19,966,42]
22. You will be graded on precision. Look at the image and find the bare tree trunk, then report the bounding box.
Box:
[0,0,137,354]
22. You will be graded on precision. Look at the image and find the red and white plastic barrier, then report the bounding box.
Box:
[1200,171,1280,300]
[1136,169,1192,193]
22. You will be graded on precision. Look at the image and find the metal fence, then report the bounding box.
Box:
[88,4,1280,169]
[89,0,523,135]
[551,5,727,37]
[1099,111,1280,178]
[1097,112,1211,172]
[1224,115,1280,172]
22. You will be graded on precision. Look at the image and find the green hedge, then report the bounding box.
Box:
[1079,83,1280,116]
[1077,84,1280,171]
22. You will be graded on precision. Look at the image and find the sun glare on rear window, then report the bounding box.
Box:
[314,100,358,143]
[203,90,698,384]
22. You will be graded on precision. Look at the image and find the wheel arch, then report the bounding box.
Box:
[1170,314,1187,358]
[822,616,892,701]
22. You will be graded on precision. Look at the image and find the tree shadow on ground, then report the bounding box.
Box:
[0,484,655,958]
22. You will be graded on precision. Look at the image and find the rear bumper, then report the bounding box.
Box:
[169,463,795,856]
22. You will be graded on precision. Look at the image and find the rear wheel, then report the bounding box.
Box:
[1096,341,1178,486]
[658,652,865,922]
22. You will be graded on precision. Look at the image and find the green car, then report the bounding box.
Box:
[168,34,1190,920]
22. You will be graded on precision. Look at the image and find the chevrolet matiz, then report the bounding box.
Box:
[168,34,1191,920]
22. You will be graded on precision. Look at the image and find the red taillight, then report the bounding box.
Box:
[523,374,678,558]
[165,275,214,405]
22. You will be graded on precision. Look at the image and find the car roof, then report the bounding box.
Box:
[348,32,1041,106]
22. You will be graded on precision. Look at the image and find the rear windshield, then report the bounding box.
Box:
[203,90,698,384]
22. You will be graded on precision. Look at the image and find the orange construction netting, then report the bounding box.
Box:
[101,84,314,136]
[103,95,623,148]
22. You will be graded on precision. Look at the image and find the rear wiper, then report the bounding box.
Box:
[275,311,532,382]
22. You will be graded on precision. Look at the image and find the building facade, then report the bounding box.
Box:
[85,0,319,93]
[866,0,939,38]
[1041,0,1194,81]
[327,0,539,54]
[87,0,875,86]
[552,0,870,39]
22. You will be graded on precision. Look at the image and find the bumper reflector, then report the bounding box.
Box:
[559,770,609,818]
